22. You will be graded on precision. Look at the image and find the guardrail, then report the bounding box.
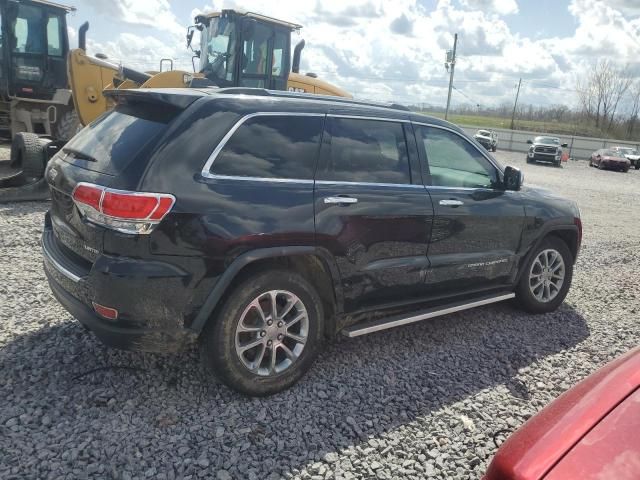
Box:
[458,125,640,160]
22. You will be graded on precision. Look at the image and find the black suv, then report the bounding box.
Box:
[42,88,582,396]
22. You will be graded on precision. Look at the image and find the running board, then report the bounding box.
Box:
[341,292,515,337]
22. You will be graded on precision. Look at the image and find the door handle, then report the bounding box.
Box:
[439,199,464,206]
[324,196,358,205]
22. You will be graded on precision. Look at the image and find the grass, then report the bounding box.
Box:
[419,111,614,138]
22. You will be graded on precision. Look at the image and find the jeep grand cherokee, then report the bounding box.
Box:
[42,88,582,396]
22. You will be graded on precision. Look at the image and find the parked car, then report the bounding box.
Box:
[484,346,640,480]
[526,136,568,167]
[41,88,582,396]
[610,146,640,170]
[589,148,630,172]
[474,129,498,152]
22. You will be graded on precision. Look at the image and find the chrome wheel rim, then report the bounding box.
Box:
[529,249,565,303]
[234,290,309,376]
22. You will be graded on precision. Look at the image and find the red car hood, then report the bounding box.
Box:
[544,387,640,480]
[485,346,640,480]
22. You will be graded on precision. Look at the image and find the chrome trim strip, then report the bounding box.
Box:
[342,293,515,337]
[205,174,314,184]
[315,180,424,188]
[411,121,505,174]
[327,114,409,123]
[42,237,82,283]
[200,112,325,179]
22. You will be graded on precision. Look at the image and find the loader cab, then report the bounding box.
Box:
[194,10,295,91]
[0,0,71,99]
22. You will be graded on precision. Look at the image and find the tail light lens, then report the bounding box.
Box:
[72,182,175,234]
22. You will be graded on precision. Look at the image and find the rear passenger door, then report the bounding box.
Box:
[415,124,525,295]
[314,115,434,313]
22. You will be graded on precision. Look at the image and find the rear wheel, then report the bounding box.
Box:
[13,132,47,180]
[515,236,573,314]
[635,163,639,170]
[200,270,325,396]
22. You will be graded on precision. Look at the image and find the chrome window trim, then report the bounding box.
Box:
[205,174,314,184]
[327,114,410,123]
[200,112,326,180]
[411,121,505,174]
[316,180,424,189]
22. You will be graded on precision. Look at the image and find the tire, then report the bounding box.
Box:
[623,167,629,173]
[588,159,593,167]
[200,270,325,396]
[53,110,81,141]
[13,132,46,180]
[635,163,639,170]
[514,236,574,314]
[492,145,497,152]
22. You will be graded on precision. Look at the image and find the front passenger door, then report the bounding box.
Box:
[415,125,525,296]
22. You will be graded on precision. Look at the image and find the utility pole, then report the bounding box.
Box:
[510,78,522,130]
[444,33,458,121]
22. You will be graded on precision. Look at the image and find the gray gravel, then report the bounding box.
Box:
[1,145,639,480]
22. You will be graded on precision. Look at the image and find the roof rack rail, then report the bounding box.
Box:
[214,87,411,112]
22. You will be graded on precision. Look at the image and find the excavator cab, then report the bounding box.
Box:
[190,10,297,91]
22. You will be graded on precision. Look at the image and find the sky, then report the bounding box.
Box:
[63,0,640,111]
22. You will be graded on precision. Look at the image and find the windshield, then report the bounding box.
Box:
[199,16,237,85]
[535,136,560,145]
[602,150,622,157]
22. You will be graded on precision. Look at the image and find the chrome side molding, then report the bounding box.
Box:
[342,292,515,337]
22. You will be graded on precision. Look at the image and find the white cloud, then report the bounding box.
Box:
[459,0,519,15]
[69,0,640,109]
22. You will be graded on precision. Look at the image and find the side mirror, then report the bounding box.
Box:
[186,26,195,49]
[526,139,533,145]
[561,143,568,148]
[503,166,523,191]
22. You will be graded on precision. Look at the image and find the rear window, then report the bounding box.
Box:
[61,103,175,176]
[209,115,324,180]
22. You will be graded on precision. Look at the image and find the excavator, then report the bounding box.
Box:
[0,7,350,202]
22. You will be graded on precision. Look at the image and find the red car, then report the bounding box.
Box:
[589,148,631,172]
[485,346,640,480]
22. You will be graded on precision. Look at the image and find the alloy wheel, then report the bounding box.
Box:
[529,249,565,303]
[234,290,309,376]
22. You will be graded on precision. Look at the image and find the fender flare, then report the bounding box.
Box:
[190,246,344,334]
[515,224,579,284]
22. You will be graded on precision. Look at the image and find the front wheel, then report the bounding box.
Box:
[199,270,325,396]
[515,237,573,314]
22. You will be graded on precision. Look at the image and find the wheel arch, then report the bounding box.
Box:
[515,225,580,285]
[190,247,344,338]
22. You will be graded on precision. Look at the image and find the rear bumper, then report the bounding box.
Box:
[42,219,197,353]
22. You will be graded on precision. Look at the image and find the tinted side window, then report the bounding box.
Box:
[418,126,498,188]
[46,14,63,56]
[319,118,411,184]
[210,115,323,180]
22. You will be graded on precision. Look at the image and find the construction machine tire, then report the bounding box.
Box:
[53,110,81,142]
[14,133,47,180]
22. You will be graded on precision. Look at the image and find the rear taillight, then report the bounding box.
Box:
[72,182,175,234]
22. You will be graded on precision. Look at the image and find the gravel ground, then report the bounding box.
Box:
[1,145,639,480]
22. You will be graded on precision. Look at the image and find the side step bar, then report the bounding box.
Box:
[341,292,515,337]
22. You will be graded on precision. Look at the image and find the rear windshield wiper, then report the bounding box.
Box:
[62,147,97,163]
